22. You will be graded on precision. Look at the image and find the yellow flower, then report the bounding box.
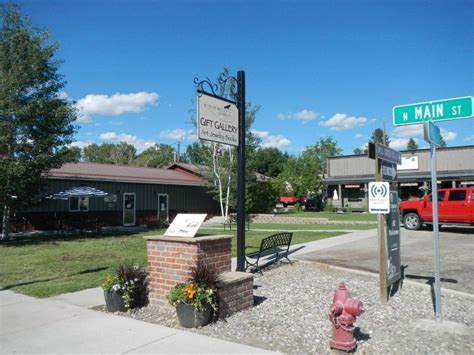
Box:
[184,284,196,299]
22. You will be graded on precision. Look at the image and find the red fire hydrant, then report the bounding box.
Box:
[329,282,364,352]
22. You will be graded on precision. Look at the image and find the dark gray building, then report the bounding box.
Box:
[14,162,219,231]
[323,145,474,212]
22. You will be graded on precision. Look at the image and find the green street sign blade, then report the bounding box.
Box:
[393,96,473,126]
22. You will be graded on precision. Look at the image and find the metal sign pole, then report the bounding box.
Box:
[430,142,442,322]
[375,158,388,303]
[236,70,246,272]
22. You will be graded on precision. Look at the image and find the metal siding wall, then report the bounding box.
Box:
[23,175,219,216]
[327,146,474,177]
[328,156,375,177]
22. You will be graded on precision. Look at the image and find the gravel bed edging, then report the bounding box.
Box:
[102,262,474,354]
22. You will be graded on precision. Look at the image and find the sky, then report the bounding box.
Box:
[19,0,474,155]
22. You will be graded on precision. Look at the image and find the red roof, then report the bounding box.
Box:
[46,162,207,186]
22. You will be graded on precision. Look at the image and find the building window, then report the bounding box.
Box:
[69,197,89,212]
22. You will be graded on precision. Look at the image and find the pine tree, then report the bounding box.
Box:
[406,138,419,150]
[0,4,77,239]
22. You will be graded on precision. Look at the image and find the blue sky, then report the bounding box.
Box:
[20,0,473,155]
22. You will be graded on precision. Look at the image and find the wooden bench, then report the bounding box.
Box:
[223,214,250,231]
[245,232,293,273]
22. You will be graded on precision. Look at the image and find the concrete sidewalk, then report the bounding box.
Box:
[0,289,275,354]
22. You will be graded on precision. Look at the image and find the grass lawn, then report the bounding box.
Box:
[247,223,376,231]
[284,211,377,222]
[0,228,343,298]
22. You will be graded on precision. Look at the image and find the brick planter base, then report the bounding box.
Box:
[145,235,232,305]
[217,272,254,319]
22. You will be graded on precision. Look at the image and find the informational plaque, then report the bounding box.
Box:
[164,214,207,238]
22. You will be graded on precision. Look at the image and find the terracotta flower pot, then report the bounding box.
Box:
[175,303,212,328]
[104,289,126,312]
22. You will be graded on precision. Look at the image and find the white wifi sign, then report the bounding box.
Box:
[368,182,390,214]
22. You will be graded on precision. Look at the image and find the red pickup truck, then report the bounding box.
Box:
[399,187,474,230]
[279,196,305,207]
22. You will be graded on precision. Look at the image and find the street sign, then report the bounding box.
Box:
[381,161,397,182]
[423,121,443,147]
[197,93,239,146]
[393,96,473,126]
[372,143,401,165]
[385,191,401,286]
[368,182,390,214]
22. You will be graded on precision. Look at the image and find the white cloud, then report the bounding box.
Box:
[319,113,368,131]
[69,140,94,149]
[159,129,186,140]
[392,124,424,138]
[440,128,457,142]
[99,131,156,152]
[465,135,474,142]
[252,129,291,148]
[390,137,411,150]
[76,113,92,124]
[294,110,317,121]
[390,124,457,145]
[277,109,318,122]
[76,92,159,122]
[355,133,364,139]
[187,129,197,141]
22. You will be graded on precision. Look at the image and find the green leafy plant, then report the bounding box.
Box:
[168,263,219,314]
[102,264,148,310]
[324,200,334,213]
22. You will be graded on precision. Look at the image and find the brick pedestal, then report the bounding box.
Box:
[217,272,254,319]
[145,235,232,305]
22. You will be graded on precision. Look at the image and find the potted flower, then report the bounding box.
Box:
[168,263,219,328]
[102,264,148,312]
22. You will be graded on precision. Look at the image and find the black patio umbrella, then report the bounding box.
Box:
[47,186,109,200]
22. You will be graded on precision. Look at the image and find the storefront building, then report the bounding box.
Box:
[323,145,474,212]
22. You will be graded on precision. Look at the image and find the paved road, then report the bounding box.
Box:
[296,226,474,294]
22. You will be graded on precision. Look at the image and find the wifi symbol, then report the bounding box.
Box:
[371,183,388,198]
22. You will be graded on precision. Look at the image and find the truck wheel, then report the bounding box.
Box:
[403,213,421,230]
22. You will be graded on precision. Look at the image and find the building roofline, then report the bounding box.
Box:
[328,144,474,160]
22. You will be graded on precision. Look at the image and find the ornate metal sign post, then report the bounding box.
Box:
[195,70,247,271]
[235,71,246,271]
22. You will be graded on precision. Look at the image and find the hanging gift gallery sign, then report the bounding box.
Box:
[197,93,239,146]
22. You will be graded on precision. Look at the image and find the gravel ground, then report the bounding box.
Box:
[108,262,474,354]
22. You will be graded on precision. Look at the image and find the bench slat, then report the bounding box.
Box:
[245,232,293,273]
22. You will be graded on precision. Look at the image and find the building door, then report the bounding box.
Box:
[123,193,136,226]
[158,194,169,222]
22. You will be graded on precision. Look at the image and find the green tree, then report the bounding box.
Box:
[353,147,364,155]
[83,142,136,165]
[67,146,82,161]
[306,137,342,176]
[406,138,418,150]
[0,4,77,239]
[111,141,136,165]
[83,143,115,164]
[370,128,390,146]
[135,144,174,168]
[272,149,319,198]
[185,142,209,165]
[250,147,288,178]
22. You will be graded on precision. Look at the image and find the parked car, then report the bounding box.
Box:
[399,187,474,230]
[279,196,305,207]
